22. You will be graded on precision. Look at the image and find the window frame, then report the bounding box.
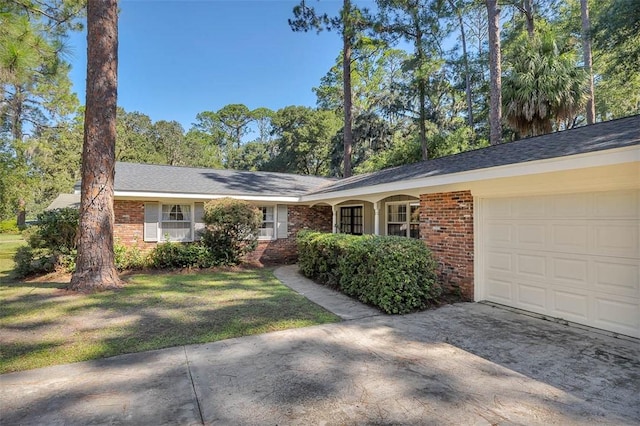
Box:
[339,204,364,235]
[145,202,283,243]
[385,201,420,239]
[159,203,193,242]
[257,205,276,241]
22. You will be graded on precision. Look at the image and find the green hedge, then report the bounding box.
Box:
[297,231,440,314]
[149,241,219,269]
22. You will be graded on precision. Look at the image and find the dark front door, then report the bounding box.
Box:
[340,206,363,235]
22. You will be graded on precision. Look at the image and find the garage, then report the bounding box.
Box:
[479,189,639,338]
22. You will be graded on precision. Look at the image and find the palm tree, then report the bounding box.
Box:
[503,31,588,137]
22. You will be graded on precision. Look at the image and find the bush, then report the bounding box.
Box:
[0,219,19,234]
[29,208,79,253]
[149,241,217,269]
[13,208,80,277]
[200,198,262,265]
[114,239,148,271]
[297,231,440,314]
[14,246,57,277]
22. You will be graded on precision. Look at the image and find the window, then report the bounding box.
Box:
[258,206,274,239]
[340,206,363,235]
[144,202,283,243]
[387,202,420,238]
[161,204,191,241]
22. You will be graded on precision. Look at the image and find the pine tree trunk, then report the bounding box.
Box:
[413,8,428,161]
[454,3,474,128]
[523,0,535,38]
[486,0,502,145]
[342,0,353,178]
[69,0,122,291]
[581,0,595,124]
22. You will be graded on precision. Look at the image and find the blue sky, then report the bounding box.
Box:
[67,1,367,130]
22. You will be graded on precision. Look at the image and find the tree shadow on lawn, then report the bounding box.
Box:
[0,268,339,374]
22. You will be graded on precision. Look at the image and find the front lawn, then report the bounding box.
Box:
[0,239,339,374]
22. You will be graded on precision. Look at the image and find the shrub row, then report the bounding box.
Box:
[148,241,220,269]
[297,231,440,314]
[13,198,261,277]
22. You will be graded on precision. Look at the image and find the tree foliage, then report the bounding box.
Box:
[503,29,588,136]
[2,0,638,224]
[289,0,371,177]
[266,106,341,176]
[200,198,262,265]
[592,0,640,75]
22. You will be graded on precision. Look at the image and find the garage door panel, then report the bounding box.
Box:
[486,251,512,273]
[516,254,547,279]
[513,197,547,217]
[593,223,639,257]
[485,278,514,304]
[552,223,588,253]
[593,296,639,336]
[551,257,589,287]
[593,191,638,218]
[516,223,547,248]
[485,198,512,218]
[551,290,589,322]
[594,260,639,297]
[481,190,640,339]
[485,222,513,246]
[551,194,589,218]
[517,284,547,311]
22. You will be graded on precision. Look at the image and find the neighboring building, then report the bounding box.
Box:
[49,115,640,338]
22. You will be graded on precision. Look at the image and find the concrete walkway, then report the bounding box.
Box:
[1,265,639,425]
[273,265,380,321]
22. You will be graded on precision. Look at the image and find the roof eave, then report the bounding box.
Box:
[114,191,302,203]
[300,145,639,202]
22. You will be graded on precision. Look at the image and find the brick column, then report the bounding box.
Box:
[420,191,474,300]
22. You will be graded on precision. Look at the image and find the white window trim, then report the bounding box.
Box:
[385,201,420,238]
[158,203,195,243]
[338,204,365,235]
[147,202,282,243]
[257,205,276,241]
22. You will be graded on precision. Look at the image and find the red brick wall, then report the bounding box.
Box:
[247,205,333,265]
[113,200,156,251]
[113,200,333,264]
[420,191,474,300]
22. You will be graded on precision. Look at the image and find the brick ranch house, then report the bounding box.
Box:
[50,115,639,338]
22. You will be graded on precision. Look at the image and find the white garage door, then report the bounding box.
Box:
[481,190,639,338]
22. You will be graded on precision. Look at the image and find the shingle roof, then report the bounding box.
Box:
[46,193,81,210]
[66,115,638,202]
[110,162,336,196]
[308,114,640,195]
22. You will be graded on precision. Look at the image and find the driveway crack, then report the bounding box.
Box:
[184,346,205,425]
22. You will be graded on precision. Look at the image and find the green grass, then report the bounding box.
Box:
[0,237,25,278]
[0,239,340,374]
[0,233,24,243]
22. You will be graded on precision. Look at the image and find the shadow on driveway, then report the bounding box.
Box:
[1,286,639,424]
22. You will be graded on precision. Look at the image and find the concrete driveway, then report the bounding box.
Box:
[1,266,639,425]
